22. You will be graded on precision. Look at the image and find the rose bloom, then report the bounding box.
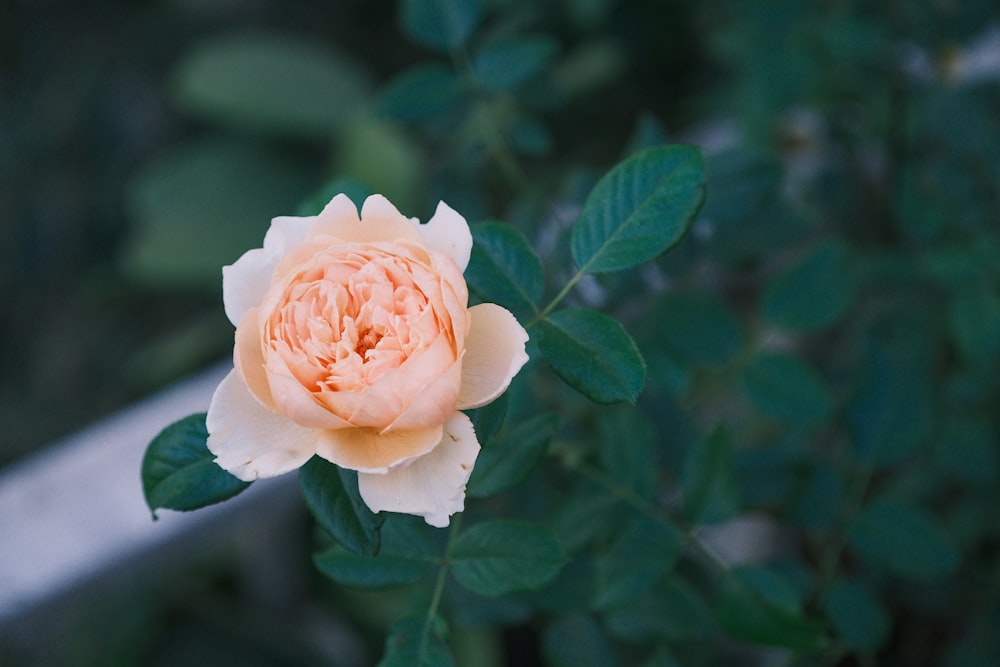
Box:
[207,194,529,527]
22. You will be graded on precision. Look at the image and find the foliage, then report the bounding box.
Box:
[95,0,1000,664]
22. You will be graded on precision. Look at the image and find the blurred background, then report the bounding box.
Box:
[2,0,1000,665]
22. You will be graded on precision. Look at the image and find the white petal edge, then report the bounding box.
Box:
[420,201,473,272]
[357,412,480,528]
[457,303,530,410]
[222,214,315,326]
[206,370,320,481]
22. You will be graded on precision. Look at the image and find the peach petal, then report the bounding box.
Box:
[265,350,356,430]
[457,303,530,409]
[234,307,277,412]
[307,194,423,245]
[420,201,473,272]
[206,370,320,481]
[223,215,315,326]
[315,424,444,474]
[357,412,479,527]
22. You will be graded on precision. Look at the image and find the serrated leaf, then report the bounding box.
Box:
[451,520,566,596]
[716,570,828,651]
[171,33,369,139]
[822,580,890,651]
[400,0,481,53]
[141,413,251,517]
[376,63,464,123]
[847,500,959,580]
[466,222,544,321]
[468,413,558,498]
[741,353,832,426]
[538,308,646,404]
[572,144,706,273]
[300,458,383,556]
[313,548,428,589]
[380,612,453,667]
[472,36,558,90]
[763,241,855,332]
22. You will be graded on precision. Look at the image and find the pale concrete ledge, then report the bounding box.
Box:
[0,363,293,623]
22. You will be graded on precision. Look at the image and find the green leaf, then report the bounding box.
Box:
[467,413,558,498]
[141,413,250,517]
[716,570,828,651]
[644,291,744,367]
[377,63,464,123]
[571,144,706,273]
[400,0,481,53]
[337,116,422,212]
[465,222,544,321]
[313,548,428,590]
[465,391,509,447]
[123,139,312,289]
[682,427,739,525]
[451,520,567,596]
[592,517,683,610]
[741,353,832,426]
[538,309,646,404]
[542,614,616,667]
[847,500,960,580]
[171,32,369,139]
[763,241,855,332]
[380,612,453,667]
[300,458,383,556]
[472,37,558,90]
[822,580,890,652]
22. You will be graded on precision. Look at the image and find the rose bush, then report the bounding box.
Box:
[206,194,529,527]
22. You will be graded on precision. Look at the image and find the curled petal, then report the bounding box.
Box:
[357,412,479,527]
[315,424,443,474]
[420,201,473,272]
[223,215,315,326]
[458,303,530,409]
[207,370,319,481]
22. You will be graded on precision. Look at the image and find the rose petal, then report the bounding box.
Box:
[457,303,530,409]
[223,214,316,326]
[207,370,319,481]
[307,194,423,245]
[315,423,443,474]
[420,201,473,272]
[357,412,479,527]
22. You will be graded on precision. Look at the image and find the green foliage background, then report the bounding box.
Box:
[5,0,1000,665]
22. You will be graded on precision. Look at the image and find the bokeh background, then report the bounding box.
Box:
[3,0,1000,665]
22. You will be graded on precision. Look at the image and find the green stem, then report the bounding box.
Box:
[526,268,586,329]
[419,512,463,658]
[815,457,876,600]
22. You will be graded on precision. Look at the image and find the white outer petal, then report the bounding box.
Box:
[206,370,320,481]
[457,303,530,409]
[420,201,473,272]
[222,214,315,326]
[357,412,479,527]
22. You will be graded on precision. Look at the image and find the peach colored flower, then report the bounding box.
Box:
[207,194,529,527]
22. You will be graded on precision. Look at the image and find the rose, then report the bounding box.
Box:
[206,194,529,527]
